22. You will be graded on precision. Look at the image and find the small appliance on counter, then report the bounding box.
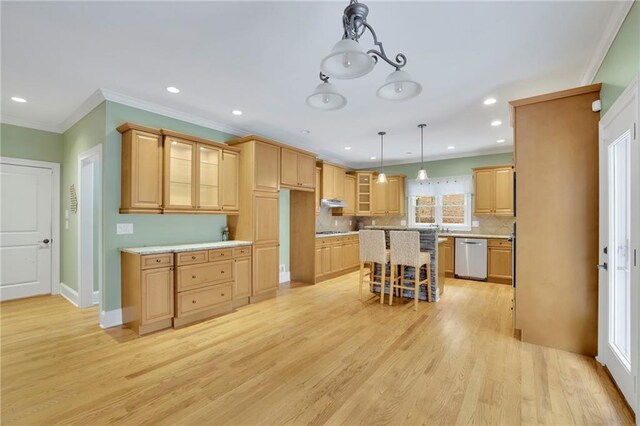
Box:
[221,226,229,241]
[356,218,364,230]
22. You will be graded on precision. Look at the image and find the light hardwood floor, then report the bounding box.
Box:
[1,274,634,425]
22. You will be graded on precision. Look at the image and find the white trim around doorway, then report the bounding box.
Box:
[0,156,60,296]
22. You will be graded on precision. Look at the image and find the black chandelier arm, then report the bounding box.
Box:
[319,72,330,83]
[362,22,407,70]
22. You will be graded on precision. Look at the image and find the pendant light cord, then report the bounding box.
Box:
[418,123,426,169]
[378,131,386,173]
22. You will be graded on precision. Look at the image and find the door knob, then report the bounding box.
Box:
[597,262,608,271]
[39,239,50,244]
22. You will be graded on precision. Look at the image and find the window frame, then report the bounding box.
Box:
[408,193,472,230]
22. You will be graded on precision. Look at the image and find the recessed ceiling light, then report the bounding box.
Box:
[11,96,26,103]
[166,86,180,94]
[370,156,377,160]
[447,146,455,150]
[483,97,496,105]
[497,139,506,143]
[300,130,310,134]
[232,110,243,116]
[491,120,502,126]
[344,146,351,150]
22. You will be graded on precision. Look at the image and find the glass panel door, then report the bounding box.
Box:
[358,174,371,213]
[198,145,220,209]
[608,130,631,368]
[168,139,194,208]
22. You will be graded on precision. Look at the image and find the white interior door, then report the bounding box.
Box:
[0,163,53,301]
[599,77,639,414]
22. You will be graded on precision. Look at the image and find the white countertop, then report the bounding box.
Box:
[315,231,359,238]
[439,233,511,239]
[120,240,252,255]
[437,237,448,244]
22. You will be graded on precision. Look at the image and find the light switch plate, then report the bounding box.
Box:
[65,220,69,230]
[117,223,134,235]
[472,220,480,227]
[400,220,407,226]
[372,220,376,225]
[65,210,69,219]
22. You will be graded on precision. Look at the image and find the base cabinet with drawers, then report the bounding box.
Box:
[121,244,253,335]
[487,239,512,284]
[315,234,360,283]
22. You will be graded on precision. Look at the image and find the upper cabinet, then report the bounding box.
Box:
[318,161,347,200]
[118,123,240,215]
[254,141,280,192]
[118,124,164,213]
[355,172,373,216]
[343,174,356,215]
[473,165,513,216]
[280,147,316,191]
[315,167,321,215]
[372,175,405,216]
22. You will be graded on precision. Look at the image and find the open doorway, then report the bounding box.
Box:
[78,145,102,311]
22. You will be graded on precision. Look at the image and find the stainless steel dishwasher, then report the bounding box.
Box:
[454,238,488,280]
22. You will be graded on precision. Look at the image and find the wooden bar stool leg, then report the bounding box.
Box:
[389,264,395,306]
[414,277,419,311]
[359,261,364,300]
[380,263,386,304]
[400,265,405,298]
[426,265,432,303]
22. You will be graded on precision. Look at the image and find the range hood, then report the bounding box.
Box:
[321,198,347,208]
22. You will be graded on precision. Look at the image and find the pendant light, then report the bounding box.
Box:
[416,123,428,181]
[305,73,347,111]
[377,70,422,101]
[376,131,388,184]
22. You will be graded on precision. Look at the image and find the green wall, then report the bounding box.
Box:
[367,152,513,178]
[102,101,237,311]
[594,1,640,114]
[0,123,63,163]
[279,189,290,272]
[61,102,106,292]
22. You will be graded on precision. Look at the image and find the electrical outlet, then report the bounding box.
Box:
[116,223,134,235]
[472,220,480,227]
[65,220,69,230]
[65,210,69,219]
[349,220,352,226]
[372,220,376,225]
[279,264,286,273]
[400,220,407,226]
[334,220,338,226]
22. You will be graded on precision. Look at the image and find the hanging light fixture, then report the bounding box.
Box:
[307,0,422,109]
[416,123,428,181]
[305,73,347,111]
[376,131,388,184]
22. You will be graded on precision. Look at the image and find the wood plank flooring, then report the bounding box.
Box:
[1,274,634,425]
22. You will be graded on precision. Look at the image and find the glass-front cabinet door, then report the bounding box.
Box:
[164,137,195,210]
[357,172,372,216]
[197,144,221,210]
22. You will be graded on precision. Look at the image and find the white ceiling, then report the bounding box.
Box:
[0,1,622,168]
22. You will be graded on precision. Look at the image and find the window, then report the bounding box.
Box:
[409,193,471,230]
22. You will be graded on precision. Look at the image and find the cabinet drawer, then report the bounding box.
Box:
[233,246,251,258]
[208,248,233,261]
[141,253,174,270]
[176,250,208,266]
[176,260,234,292]
[488,239,512,248]
[176,284,232,317]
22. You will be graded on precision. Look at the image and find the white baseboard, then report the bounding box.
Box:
[93,291,99,305]
[100,309,123,329]
[60,282,79,307]
[279,271,290,284]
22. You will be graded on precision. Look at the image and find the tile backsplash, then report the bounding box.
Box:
[315,206,356,232]
[360,214,514,235]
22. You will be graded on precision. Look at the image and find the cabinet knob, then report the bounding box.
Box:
[192,275,196,279]
[156,259,161,263]
[221,271,225,274]
[220,253,225,256]
[191,256,196,260]
[221,293,225,296]
[192,300,197,304]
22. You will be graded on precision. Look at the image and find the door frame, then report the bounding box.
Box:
[0,156,60,296]
[77,145,103,310]
[597,75,639,416]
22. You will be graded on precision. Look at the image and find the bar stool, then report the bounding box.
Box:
[358,230,391,304]
[389,231,432,310]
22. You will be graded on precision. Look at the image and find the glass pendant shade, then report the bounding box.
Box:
[320,39,376,80]
[416,168,428,181]
[377,69,422,101]
[376,172,388,184]
[306,81,347,111]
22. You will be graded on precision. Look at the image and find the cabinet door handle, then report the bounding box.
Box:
[191,256,196,260]
[192,300,197,304]
[221,271,225,274]
[192,275,196,279]
[156,259,161,263]
[221,293,225,297]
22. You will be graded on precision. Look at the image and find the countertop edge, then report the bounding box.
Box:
[120,240,253,255]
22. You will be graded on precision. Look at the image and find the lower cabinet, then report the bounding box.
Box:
[442,237,454,277]
[488,239,512,284]
[252,244,279,298]
[121,244,253,335]
[315,234,360,282]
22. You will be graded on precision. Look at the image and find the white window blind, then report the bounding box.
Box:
[407,175,473,197]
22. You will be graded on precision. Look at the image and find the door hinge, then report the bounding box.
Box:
[634,249,637,267]
[634,122,637,140]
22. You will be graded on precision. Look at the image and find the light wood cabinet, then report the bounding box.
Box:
[121,251,175,335]
[221,150,239,212]
[472,165,513,216]
[343,175,356,215]
[196,144,222,211]
[253,192,279,245]
[372,175,405,216]
[488,239,512,284]
[355,172,373,216]
[118,124,164,213]
[442,237,454,277]
[233,254,251,307]
[318,162,347,200]
[315,167,321,215]
[253,244,279,296]
[281,147,315,191]
[164,136,196,210]
[315,234,360,282]
[254,141,280,192]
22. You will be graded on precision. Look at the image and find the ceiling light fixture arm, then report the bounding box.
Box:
[319,72,330,83]
[363,22,407,70]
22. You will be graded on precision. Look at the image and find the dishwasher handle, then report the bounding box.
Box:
[460,241,481,245]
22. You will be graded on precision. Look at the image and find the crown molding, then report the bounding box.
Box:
[59,89,106,132]
[98,89,250,137]
[579,0,634,86]
[0,114,63,133]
